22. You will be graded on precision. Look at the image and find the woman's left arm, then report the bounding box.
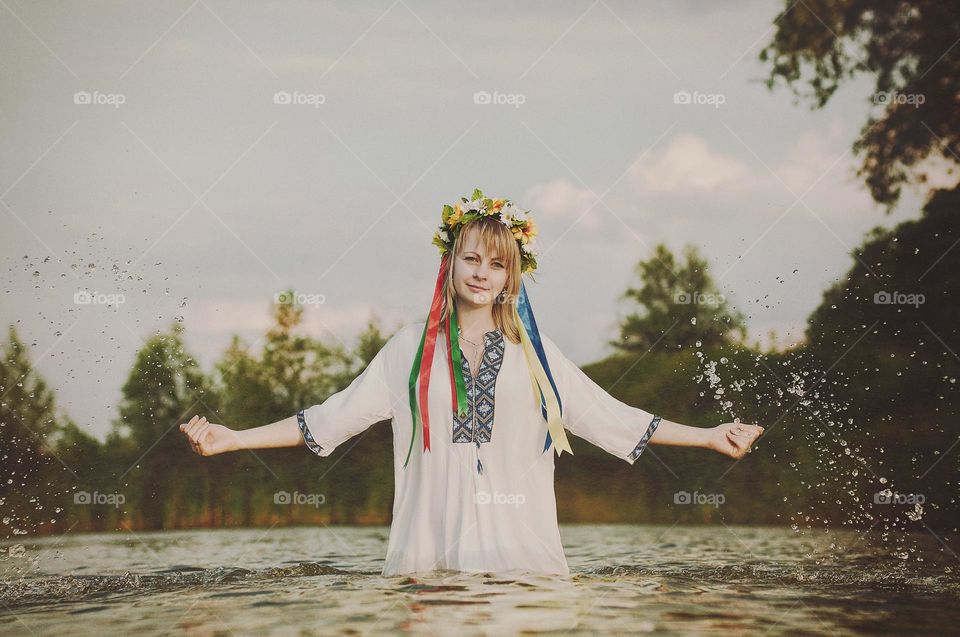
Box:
[649,419,764,460]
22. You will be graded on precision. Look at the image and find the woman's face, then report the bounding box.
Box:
[453,231,509,309]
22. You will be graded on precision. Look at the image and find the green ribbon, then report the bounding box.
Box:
[448,303,468,417]
[404,320,429,469]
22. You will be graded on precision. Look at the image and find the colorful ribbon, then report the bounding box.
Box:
[516,281,572,456]
[405,255,446,467]
[405,264,573,469]
[406,256,470,469]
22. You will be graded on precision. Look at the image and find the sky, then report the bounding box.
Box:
[1,1,944,440]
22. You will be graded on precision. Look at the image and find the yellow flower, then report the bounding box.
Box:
[491,198,506,212]
[448,203,464,226]
[521,218,538,243]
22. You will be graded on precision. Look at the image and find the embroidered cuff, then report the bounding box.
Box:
[628,415,661,463]
[297,409,323,456]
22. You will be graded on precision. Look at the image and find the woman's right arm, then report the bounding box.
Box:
[179,414,303,456]
[181,325,406,458]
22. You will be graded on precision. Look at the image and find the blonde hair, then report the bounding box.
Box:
[440,217,524,345]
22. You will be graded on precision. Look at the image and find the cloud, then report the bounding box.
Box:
[180,296,408,371]
[187,298,276,335]
[186,297,404,340]
[773,118,851,196]
[628,132,751,193]
[620,122,878,225]
[522,178,602,229]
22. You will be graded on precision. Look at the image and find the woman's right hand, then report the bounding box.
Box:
[179,415,239,456]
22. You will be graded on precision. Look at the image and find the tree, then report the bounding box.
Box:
[213,293,398,526]
[0,326,70,536]
[217,293,356,429]
[805,186,960,421]
[354,316,391,367]
[112,322,212,528]
[789,187,960,532]
[612,244,747,353]
[56,421,114,531]
[759,1,960,209]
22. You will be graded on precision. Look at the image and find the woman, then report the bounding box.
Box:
[179,189,764,576]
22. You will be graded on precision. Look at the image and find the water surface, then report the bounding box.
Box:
[2,524,957,635]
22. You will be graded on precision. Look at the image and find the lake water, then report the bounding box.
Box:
[2,524,957,635]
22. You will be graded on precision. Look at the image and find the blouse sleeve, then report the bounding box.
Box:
[296,329,401,458]
[540,333,661,465]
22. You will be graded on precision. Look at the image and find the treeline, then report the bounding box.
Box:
[557,187,959,534]
[2,186,957,538]
[2,302,398,538]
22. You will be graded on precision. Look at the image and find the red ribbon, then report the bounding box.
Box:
[416,254,449,453]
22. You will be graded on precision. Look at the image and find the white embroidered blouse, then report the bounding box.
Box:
[297,321,661,576]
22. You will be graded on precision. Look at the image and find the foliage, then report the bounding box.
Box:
[612,244,748,354]
[759,1,960,209]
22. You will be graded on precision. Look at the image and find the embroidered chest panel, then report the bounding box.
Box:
[452,329,505,444]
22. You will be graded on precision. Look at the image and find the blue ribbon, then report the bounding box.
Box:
[516,280,564,454]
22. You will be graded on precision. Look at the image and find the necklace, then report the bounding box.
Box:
[457,329,485,377]
[458,332,481,348]
[457,323,492,348]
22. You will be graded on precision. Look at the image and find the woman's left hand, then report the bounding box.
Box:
[707,422,764,460]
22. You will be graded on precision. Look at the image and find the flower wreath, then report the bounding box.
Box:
[430,188,539,275]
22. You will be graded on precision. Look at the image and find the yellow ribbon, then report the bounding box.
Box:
[517,317,573,456]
